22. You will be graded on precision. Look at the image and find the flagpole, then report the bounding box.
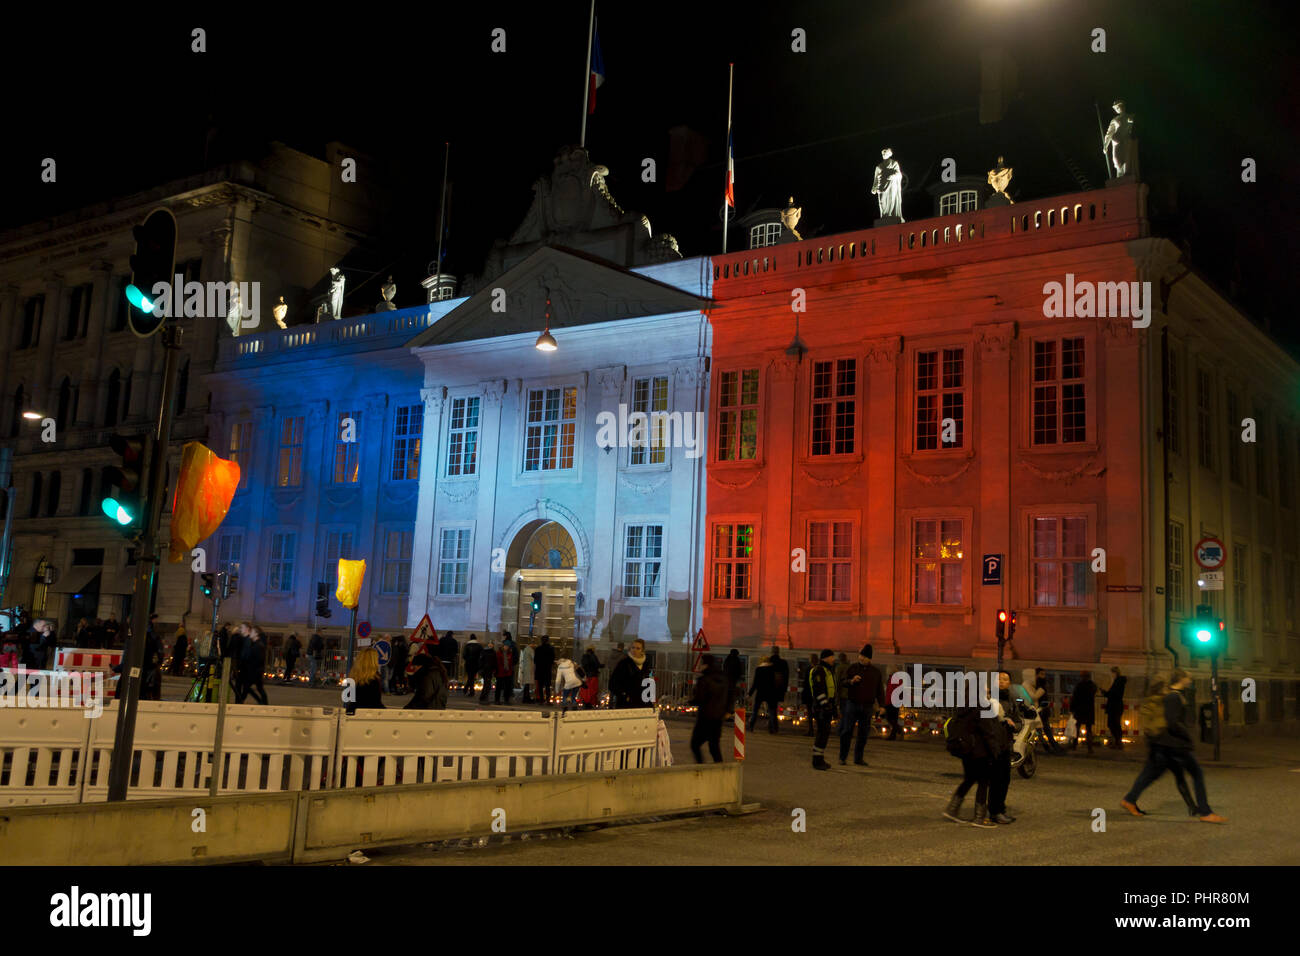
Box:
[722,62,734,255]
[580,0,596,148]
[434,141,450,294]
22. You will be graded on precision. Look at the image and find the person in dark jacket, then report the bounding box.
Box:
[533,635,556,705]
[1119,678,1197,817]
[809,649,837,769]
[462,634,482,696]
[227,623,248,693]
[281,633,301,683]
[404,654,449,710]
[690,655,729,762]
[610,638,652,708]
[438,631,459,682]
[1103,666,1127,749]
[747,656,779,733]
[800,653,819,736]
[345,646,385,715]
[722,648,744,715]
[1122,668,1225,822]
[943,703,1000,827]
[579,646,602,707]
[988,671,1018,824]
[306,632,325,686]
[479,642,497,702]
[839,643,886,765]
[494,634,515,704]
[388,634,408,693]
[236,626,268,704]
[1069,671,1098,753]
[169,626,189,676]
[1034,667,1066,754]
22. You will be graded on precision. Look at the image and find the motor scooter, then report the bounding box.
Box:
[1009,696,1042,778]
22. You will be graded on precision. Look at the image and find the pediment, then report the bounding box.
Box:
[406,245,709,349]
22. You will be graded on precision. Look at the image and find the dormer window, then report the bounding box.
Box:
[939,190,978,216]
[749,222,782,249]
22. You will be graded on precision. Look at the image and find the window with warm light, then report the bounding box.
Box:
[716,368,759,461]
[229,422,252,490]
[523,386,577,471]
[276,416,304,488]
[912,518,964,605]
[391,404,424,481]
[332,410,361,484]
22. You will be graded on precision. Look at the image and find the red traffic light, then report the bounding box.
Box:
[998,610,1008,622]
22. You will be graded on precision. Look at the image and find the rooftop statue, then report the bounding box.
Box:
[379,275,397,311]
[273,295,288,329]
[987,156,1015,204]
[781,196,803,239]
[1102,100,1135,178]
[871,148,904,223]
[328,266,346,320]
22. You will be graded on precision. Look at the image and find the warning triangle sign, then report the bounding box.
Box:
[692,629,709,652]
[406,614,439,674]
[410,614,437,645]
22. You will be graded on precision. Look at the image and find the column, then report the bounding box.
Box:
[77,263,114,427]
[406,385,446,628]
[243,404,275,625]
[301,399,329,622]
[863,336,901,650]
[357,393,388,615]
[34,276,63,413]
[764,354,798,645]
[972,322,1015,656]
[668,359,706,640]
[589,366,625,639]
[471,379,507,632]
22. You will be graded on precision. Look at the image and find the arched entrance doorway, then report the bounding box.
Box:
[504,520,578,650]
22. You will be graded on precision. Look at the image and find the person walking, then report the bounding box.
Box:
[462,634,482,696]
[404,653,449,710]
[809,649,837,769]
[769,647,790,724]
[236,626,269,705]
[438,630,459,683]
[345,646,385,715]
[1103,666,1128,749]
[747,655,779,733]
[388,633,408,693]
[1070,671,1098,753]
[690,655,729,763]
[833,652,851,721]
[987,671,1018,824]
[555,653,582,712]
[307,632,325,686]
[533,635,556,705]
[1118,678,1197,817]
[479,642,497,703]
[518,641,535,703]
[884,670,905,740]
[1034,667,1066,754]
[943,703,998,827]
[228,623,248,694]
[169,625,189,676]
[610,638,652,708]
[281,633,301,683]
[579,645,602,708]
[1121,669,1226,823]
[722,648,743,716]
[494,635,515,704]
[839,644,886,765]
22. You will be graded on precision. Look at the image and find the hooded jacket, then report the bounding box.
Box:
[692,664,729,721]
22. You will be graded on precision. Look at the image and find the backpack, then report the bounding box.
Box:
[1139,694,1167,738]
[943,714,974,757]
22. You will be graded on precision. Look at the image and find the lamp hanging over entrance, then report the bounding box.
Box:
[535,287,558,352]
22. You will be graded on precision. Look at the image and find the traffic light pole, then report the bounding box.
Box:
[107,324,183,802]
[1210,653,1221,762]
[345,604,359,675]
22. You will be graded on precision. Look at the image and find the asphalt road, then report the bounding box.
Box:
[157,677,1300,865]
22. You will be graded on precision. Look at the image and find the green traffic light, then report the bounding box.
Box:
[101,498,132,525]
[125,283,156,314]
[1195,628,1213,643]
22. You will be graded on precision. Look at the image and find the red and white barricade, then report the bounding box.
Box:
[54,647,123,692]
[733,707,745,761]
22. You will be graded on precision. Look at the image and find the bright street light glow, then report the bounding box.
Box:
[21,410,43,420]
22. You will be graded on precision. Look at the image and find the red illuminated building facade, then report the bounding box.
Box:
[703,180,1300,698]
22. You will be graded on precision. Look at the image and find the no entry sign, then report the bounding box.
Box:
[1194,537,1226,571]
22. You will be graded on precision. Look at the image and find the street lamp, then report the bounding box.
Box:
[535,289,558,352]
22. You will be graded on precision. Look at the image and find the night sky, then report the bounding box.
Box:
[6,1,1297,355]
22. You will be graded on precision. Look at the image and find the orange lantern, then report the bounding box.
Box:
[169,442,240,562]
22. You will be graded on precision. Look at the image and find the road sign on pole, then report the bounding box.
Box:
[1194,537,1226,571]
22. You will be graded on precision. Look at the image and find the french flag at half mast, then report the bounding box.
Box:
[588,21,606,114]
[725,130,735,207]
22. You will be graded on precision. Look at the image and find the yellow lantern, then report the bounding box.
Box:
[335,559,366,608]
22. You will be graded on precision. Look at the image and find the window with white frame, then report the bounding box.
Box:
[267,532,296,592]
[1032,338,1086,445]
[391,404,423,481]
[913,518,964,606]
[623,524,664,598]
[523,386,577,471]
[808,519,855,603]
[218,533,242,575]
[1232,544,1248,626]
[446,397,479,476]
[630,376,669,466]
[324,531,353,588]
[382,530,413,594]
[1167,521,1184,616]
[438,528,472,595]
[276,416,304,487]
[1031,516,1087,607]
[810,358,856,456]
[229,422,252,490]
[332,409,361,484]
[939,190,977,216]
[915,348,965,450]
[749,222,782,248]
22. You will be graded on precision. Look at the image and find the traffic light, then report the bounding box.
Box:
[996,609,1007,641]
[1007,610,1018,641]
[125,208,177,337]
[316,581,332,618]
[223,565,238,598]
[1182,603,1226,656]
[530,591,542,614]
[101,432,151,537]
[199,573,215,598]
